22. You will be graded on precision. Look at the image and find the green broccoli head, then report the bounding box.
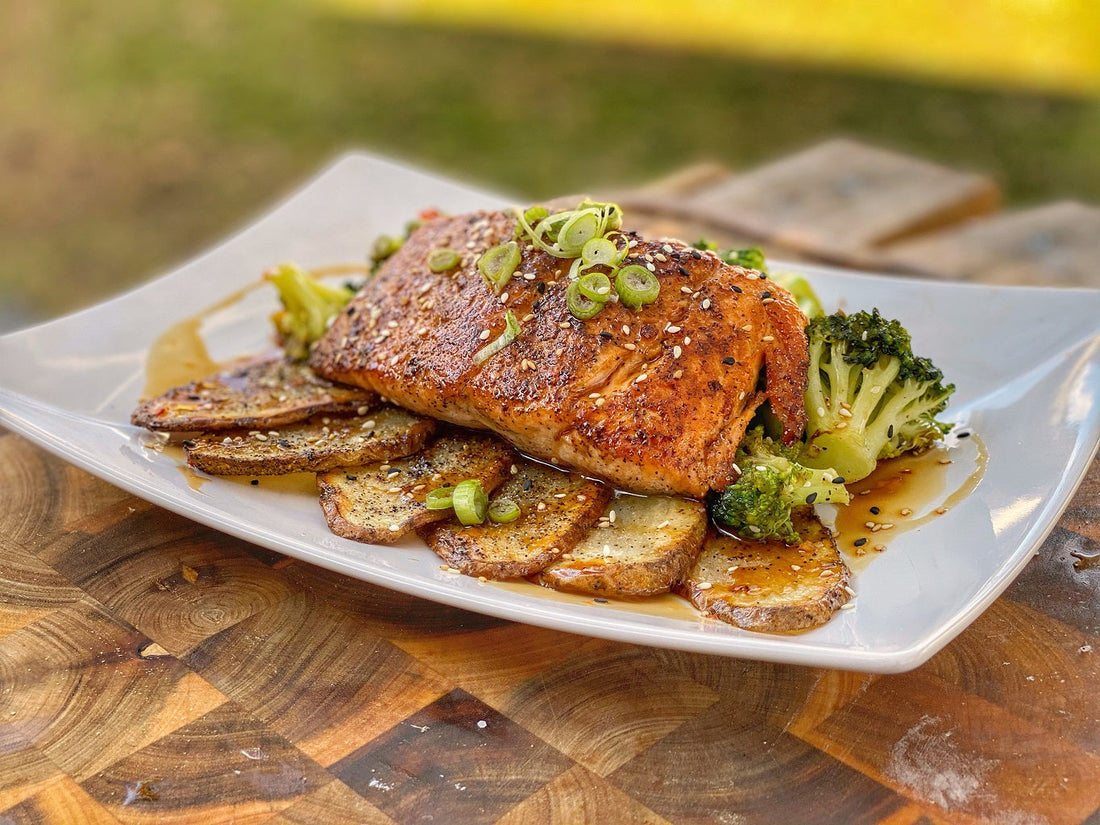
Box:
[266,263,357,360]
[801,309,955,482]
[711,427,850,543]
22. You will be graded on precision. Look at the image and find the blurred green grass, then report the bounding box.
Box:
[3,1,1099,327]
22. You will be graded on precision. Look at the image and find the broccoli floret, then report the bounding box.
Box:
[800,309,955,483]
[266,263,356,360]
[711,427,850,543]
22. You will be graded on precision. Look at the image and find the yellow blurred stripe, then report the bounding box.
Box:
[317,0,1100,96]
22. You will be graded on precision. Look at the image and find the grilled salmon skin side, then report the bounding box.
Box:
[311,211,808,497]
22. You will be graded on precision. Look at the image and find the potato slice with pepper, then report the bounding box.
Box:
[536,495,706,597]
[182,406,436,476]
[420,460,611,580]
[677,510,850,633]
[132,356,379,432]
[317,431,515,544]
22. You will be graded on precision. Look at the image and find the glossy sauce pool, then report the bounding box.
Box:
[833,434,988,569]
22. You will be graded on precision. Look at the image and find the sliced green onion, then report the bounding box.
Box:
[558,211,601,256]
[451,479,488,525]
[577,272,612,303]
[615,264,661,310]
[567,257,585,281]
[473,310,521,365]
[477,241,521,294]
[581,237,617,268]
[425,487,455,510]
[523,205,549,225]
[488,498,521,523]
[370,234,404,269]
[566,279,605,319]
[428,247,461,272]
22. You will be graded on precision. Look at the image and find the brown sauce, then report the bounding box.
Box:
[833,434,988,569]
[142,283,264,398]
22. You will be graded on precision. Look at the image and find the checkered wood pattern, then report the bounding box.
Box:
[3,142,1099,824]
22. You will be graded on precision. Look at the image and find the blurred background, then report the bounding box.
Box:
[2,0,1099,332]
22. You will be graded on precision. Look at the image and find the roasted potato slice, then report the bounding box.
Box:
[678,510,850,633]
[420,460,611,580]
[536,495,706,597]
[132,357,379,432]
[317,431,515,544]
[182,406,436,476]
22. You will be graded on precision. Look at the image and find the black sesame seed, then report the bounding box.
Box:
[536,281,547,294]
[345,474,357,481]
[250,479,259,486]
[832,476,845,484]
[854,537,868,547]
[677,266,690,277]
[870,506,880,515]
[523,478,533,492]
[722,356,736,365]
[887,425,894,438]
[690,250,702,259]
[957,431,971,438]
[805,492,818,504]
[594,598,609,604]
[731,285,743,293]
[278,439,291,448]
[761,291,771,299]
[599,331,613,340]
[182,439,195,448]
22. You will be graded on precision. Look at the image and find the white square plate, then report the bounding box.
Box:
[2,152,1098,673]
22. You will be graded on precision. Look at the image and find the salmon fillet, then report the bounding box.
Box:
[310,210,807,497]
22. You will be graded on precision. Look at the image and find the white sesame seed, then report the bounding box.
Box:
[624,343,636,351]
[701,299,712,310]
[681,286,693,294]
[697,582,713,591]
[636,373,648,383]
[608,509,617,523]
[666,325,682,333]
[479,329,491,340]
[761,335,775,342]
[673,345,683,358]
[388,524,401,532]
[622,325,630,335]
[673,369,683,379]
[656,519,669,529]
[500,292,509,304]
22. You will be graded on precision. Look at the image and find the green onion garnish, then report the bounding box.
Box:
[425,487,455,510]
[577,272,612,303]
[566,280,605,320]
[477,241,521,294]
[428,248,461,272]
[581,237,618,268]
[451,479,489,525]
[615,264,660,310]
[488,498,521,524]
[513,201,623,259]
[474,310,521,365]
[558,211,601,256]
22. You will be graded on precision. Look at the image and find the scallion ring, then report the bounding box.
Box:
[477,241,521,294]
[488,498,521,524]
[566,279,605,320]
[473,310,521,365]
[451,479,488,525]
[615,264,661,310]
[428,247,461,273]
[581,237,617,268]
[577,272,612,303]
[557,211,601,256]
[425,487,455,510]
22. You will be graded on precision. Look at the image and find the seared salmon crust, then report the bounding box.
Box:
[311,210,808,497]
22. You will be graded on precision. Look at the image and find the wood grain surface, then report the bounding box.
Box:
[2,141,1099,824]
